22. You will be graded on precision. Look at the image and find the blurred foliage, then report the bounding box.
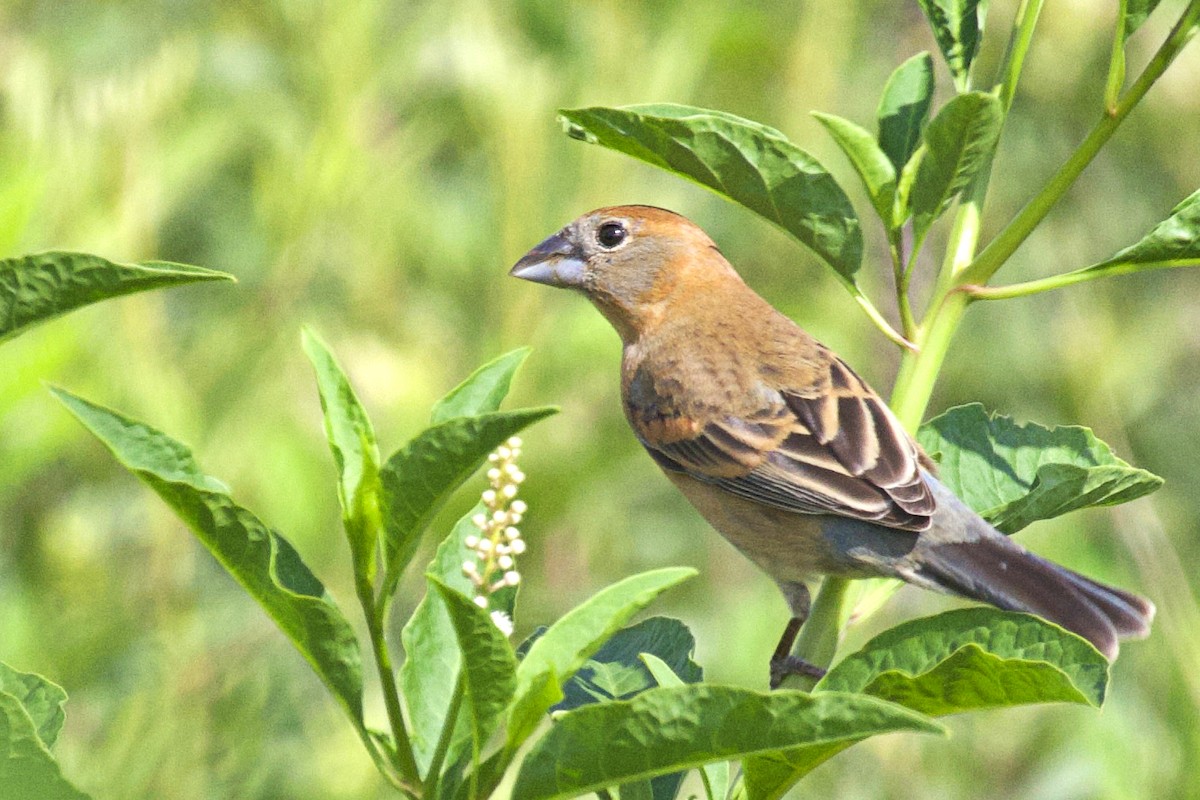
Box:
[0,1,1197,798]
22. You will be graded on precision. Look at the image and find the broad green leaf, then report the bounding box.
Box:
[0,252,232,345]
[554,618,705,800]
[511,686,943,800]
[558,104,863,283]
[1090,187,1200,271]
[400,510,480,775]
[917,0,987,91]
[301,327,381,582]
[507,568,696,748]
[1123,0,1162,40]
[0,691,90,800]
[51,388,365,730]
[379,407,557,598]
[819,608,1108,713]
[640,654,727,800]
[429,579,518,767]
[431,347,531,424]
[918,403,1163,533]
[557,616,701,712]
[0,663,66,751]
[911,92,1002,249]
[876,52,936,174]
[812,112,897,226]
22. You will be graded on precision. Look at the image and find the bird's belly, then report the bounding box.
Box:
[665,471,853,582]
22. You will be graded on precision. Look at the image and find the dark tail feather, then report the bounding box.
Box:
[912,535,1155,660]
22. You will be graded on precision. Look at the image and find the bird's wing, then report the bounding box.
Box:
[631,351,935,531]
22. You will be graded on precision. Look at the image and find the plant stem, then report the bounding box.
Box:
[963,258,1200,300]
[423,672,466,800]
[359,578,423,792]
[787,576,850,684]
[1105,0,1131,112]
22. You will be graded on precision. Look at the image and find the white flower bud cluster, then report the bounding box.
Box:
[461,436,527,638]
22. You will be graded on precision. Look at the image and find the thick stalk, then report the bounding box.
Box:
[785,576,851,685]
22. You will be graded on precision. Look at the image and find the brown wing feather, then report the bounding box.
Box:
[629,349,935,531]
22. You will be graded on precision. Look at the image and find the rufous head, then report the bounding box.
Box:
[510,205,735,341]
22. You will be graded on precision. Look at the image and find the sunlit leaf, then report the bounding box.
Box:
[639,653,725,800]
[430,579,518,767]
[0,690,90,800]
[0,664,67,751]
[302,327,381,582]
[558,104,863,283]
[51,388,366,731]
[507,568,696,748]
[511,686,942,800]
[819,608,1108,712]
[911,93,1002,249]
[917,0,987,91]
[400,509,481,776]
[431,348,532,424]
[877,52,935,175]
[0,252,232,345]
[1090,187,1200,271]
[918,403,1163,533]
[812,112,897,226]
[378,407,557,599]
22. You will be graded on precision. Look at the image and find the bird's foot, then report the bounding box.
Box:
[769,655,827,689]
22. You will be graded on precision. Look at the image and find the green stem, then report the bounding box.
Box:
[854,289,917,351]
[962,0,1200,288]
[360,579,423,792]
[963,258,1200,300]
[423,672,465,800]
[1106,0,1131,112]
[890,235,917,340]
[788,576,851,683]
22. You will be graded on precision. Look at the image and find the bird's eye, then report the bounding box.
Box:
[596,221,627,249]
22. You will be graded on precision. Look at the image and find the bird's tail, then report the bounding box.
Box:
[913,535,1154,659]
[905,477,1155,660]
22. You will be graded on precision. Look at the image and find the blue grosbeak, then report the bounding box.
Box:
[511,205,1153,681]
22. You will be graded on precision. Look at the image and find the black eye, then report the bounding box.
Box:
[596,221,627,249]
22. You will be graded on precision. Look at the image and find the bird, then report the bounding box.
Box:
[509,204,1154,685]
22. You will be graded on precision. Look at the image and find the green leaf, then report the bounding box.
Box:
[379,407,557,599]
[301,327,381,583]
[0,664,66,751]
[918,403,1163,533]
[557,616,702,712]
[431,348,531,424]
[812,112,897,227]
[743,743,855,800]
[558,104,863,284]
[639,654,726,800]
[400,510,480,775]
[507,568,696,748]
[0,691,90,800]
[1091,187,1200,271]
[917,0,987,91]
[818,608,1109,713]
[511,686,943,800]
[1122,0,1162,40]
[429,579,518,766]
[910,92,1003,250]
[876,52,936,175]
[0,252,233,345]
[51,388,366,730]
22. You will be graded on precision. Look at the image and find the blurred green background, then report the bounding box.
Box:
[1,1,1198,797]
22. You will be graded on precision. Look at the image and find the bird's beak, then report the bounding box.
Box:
[509,231,586,288]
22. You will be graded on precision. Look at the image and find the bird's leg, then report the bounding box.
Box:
[769,582,826,689]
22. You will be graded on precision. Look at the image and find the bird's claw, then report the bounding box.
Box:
[769,655,827,689]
